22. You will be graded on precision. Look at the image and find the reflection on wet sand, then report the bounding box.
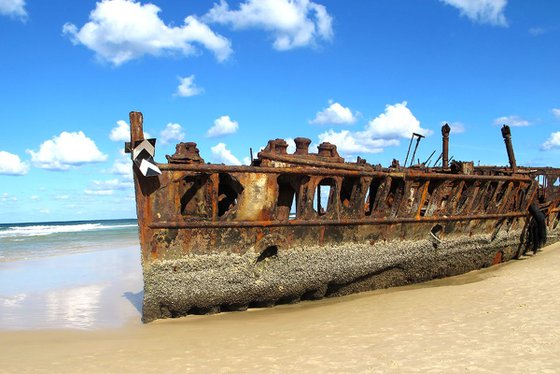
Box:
[0,246,142,330]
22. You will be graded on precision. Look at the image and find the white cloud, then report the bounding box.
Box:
[39,209,50,214]
[0,193,17,202]
[443,121,466,134]
[318,130,399,155]
[0,0,27,19]
[205,0,333,50]
[317,101,427,155]
[207,115,239,137]
[63,0,232,66]
[364,101,431,139]
[30,195,39,201]
[529,27,546,36]
[111,157,133,179]
[85,178,133,196]
[27,131,108,171]
[176,75,203,97]
[85,189,114,196]
[310,101,357,125]
[285,137,296,154]
[494,115,530,127]
[211,143,241,165]
[440,0,508,26]
[109,120,130,142]
[552,108,560,119]
[160,123,185,145]
[542,132,560,151]
[92,178,133,190]
[0,151,29,175]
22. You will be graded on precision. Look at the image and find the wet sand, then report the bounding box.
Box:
[1,243,560,372]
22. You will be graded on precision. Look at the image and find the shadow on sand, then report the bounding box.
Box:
[123,291,143,314]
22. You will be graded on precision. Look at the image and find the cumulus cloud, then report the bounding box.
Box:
[27,131,108,170]
[205,0,333,50]
[109,120,130,141]
[542,132,560,151]
[176,75,203,97]
[440,0,508,26]
[364,102,431,139]
[207,115,239,137]
[318,130,399,155]
[211,143,241,165]
[0,151,29,175]
[317,101,427,155]
[160,123,185,144]
[0,0,27,19]
[552,108,560,119]
[494,115,530,127]
[63,0,232,66]
[310,101,358,125]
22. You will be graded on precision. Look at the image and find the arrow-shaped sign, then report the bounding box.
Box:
[131,138,161,177]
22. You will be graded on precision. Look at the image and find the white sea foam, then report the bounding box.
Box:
[0,223,137,238]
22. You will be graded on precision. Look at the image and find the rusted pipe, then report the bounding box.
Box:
[148,211,529,229]
[158,163,531,181]
[129,111,144,143]
[501,125,517,173]
[442,123,450,168]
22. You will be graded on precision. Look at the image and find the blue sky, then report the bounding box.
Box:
[0,0,559,223]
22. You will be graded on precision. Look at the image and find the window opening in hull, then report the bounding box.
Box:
[314,178,336,216]
[217,173,243,217]
[180,174,210,218]
[276,175,298,220]
[364,178,382,216]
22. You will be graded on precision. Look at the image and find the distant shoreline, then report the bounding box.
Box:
[0,217,137,226]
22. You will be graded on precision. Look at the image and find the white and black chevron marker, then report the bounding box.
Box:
[131,139,161,177]
[138,158,161,177]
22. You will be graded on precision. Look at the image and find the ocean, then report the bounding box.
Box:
[0,219,139,262]
[0,219,143,329]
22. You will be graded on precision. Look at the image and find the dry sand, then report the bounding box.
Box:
[1,243,560,373]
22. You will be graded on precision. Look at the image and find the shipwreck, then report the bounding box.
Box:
[126,111,560,322]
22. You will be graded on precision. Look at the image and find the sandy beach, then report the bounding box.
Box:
[1,243,560,373]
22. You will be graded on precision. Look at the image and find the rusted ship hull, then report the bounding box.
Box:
[127,112,560,322]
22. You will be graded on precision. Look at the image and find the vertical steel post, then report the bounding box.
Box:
[501,125,517,173]
[442,123,450,169]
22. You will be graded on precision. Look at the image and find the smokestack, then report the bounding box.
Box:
[441,123,450,168]
[501,125,517,172]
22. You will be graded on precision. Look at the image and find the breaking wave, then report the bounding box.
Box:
[0,223,137,238]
